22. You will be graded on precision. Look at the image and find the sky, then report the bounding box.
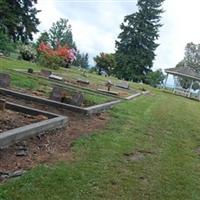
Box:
[36,0,200,70]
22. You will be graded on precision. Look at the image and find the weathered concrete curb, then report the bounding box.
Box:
[6,102,58,118]
[0,88,121,115]
[0,116,67,148]
[0,87,88,114]
[85,100,121,115]
[0,101,68,148]
[142,91,151,95]
[125,92,142,100]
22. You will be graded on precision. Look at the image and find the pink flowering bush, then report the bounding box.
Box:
[37,42,76,69]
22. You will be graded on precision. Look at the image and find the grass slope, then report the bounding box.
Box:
[0,58,114,105]
[1,91,200,199]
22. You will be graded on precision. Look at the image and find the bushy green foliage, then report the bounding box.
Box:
[38,54,62,70]
[18,44,36,61]
[175,42,200,89]
[94,53,116,76]
[115,0,164,82]
[146,69,165,87]
[0,31,14,55]
[0,0,40,43]
[73,51,89,69]
[176,42,200,70]
[49,18,76,49]
[35,32,50,49]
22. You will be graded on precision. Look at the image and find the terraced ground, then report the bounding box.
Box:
[1,58,200,199]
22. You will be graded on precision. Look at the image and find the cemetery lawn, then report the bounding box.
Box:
[0,58,115,105]
[1,90,200,199]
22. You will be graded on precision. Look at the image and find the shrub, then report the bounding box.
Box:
[18,44,36,61]
[0,31,14,55]
[38,54,62,70]
[37,42,76,69]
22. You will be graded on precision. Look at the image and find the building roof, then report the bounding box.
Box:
[165,66,200,81]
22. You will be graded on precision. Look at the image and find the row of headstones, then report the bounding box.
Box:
[28,69,130,90]
[50,87,84,107]
[0,71,129,90]
[0,73,84,106]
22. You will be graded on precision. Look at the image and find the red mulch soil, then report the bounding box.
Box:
[0,94,110,174]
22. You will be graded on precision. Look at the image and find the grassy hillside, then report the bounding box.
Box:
[0,58,119,105]
[1,89,200,199]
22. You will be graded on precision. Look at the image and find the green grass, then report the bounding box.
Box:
[1,90,200,199]
[0,58,115,105]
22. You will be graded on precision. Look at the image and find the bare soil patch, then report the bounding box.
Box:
[0,94,110,175]
[0,110,46,133]
[124,150,154,161]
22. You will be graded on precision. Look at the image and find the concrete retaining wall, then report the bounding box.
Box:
[0,101,68,148]
[0,88,87,114]
[0,88,121,115]
[0,116,67,148]
[85,100,121,115]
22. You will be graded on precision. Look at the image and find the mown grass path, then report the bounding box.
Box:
[1,91,200,199]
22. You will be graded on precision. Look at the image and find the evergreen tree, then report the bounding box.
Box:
[0,0,40,43]
[73,51,89,69]
[49,18,76,49]
[35,31,50,48]
[115,0,164,82]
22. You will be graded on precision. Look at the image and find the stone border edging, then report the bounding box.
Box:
[0,88,121,115]
[0,101,68,148]
[85,100,122,115]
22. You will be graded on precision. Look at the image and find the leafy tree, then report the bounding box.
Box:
[35,31,50,48]
[0,0,40,43]
[0,31,14,55]
[146,69,165,87]
[37,42,76,69]
[177,42,200,70]
[175,42,200,89]
[115,0,164,82]
[73,51,89,69]
[94,53,116,76]
[49,18,76,49]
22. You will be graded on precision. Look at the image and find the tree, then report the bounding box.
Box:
[73,51,89,69]
[35,31,50,48]
[0,0,40,43]
[49,18,76,49]
[146,69,165,87]
[37,42,76,69]
[175,42,200,89]
[94,53,116,76]
[115,0,164,82]
[0,31,14,55]
[177,42,200,70]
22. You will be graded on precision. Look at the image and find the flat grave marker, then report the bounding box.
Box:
[116,82,129,89]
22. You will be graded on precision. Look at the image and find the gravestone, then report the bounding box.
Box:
[41,69,52,77]
[50,87,64,102]
[0,73,10,88]
[49,74,63,81]
[71,92,84,106]
[77,79,90,85]
[116,82,129,89]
